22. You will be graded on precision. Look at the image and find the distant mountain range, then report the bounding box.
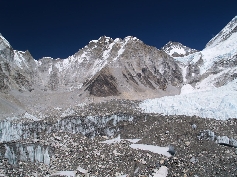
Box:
[0,16,237,119]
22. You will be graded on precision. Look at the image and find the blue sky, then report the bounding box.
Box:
[1,0,237,59]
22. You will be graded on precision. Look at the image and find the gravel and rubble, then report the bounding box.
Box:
[0,101,237,176]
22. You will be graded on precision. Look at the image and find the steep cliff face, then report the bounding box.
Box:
[0,35,14,92]
[0,63,10,92]
[0,34,14,62]
[0,35,39,93]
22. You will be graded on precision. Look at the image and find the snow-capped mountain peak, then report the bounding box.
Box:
[205,16,237,49]
[161,41,198,57]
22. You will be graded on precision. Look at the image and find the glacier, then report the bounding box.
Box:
[0,114,134,143]
[0,114,134,166]
[139,79,237,120]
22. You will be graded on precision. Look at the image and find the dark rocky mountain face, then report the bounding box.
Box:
[84,67,120,97]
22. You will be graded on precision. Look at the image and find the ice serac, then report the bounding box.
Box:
[139,78,237,120]
[0,114,134,142]
[2,143,51,165]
